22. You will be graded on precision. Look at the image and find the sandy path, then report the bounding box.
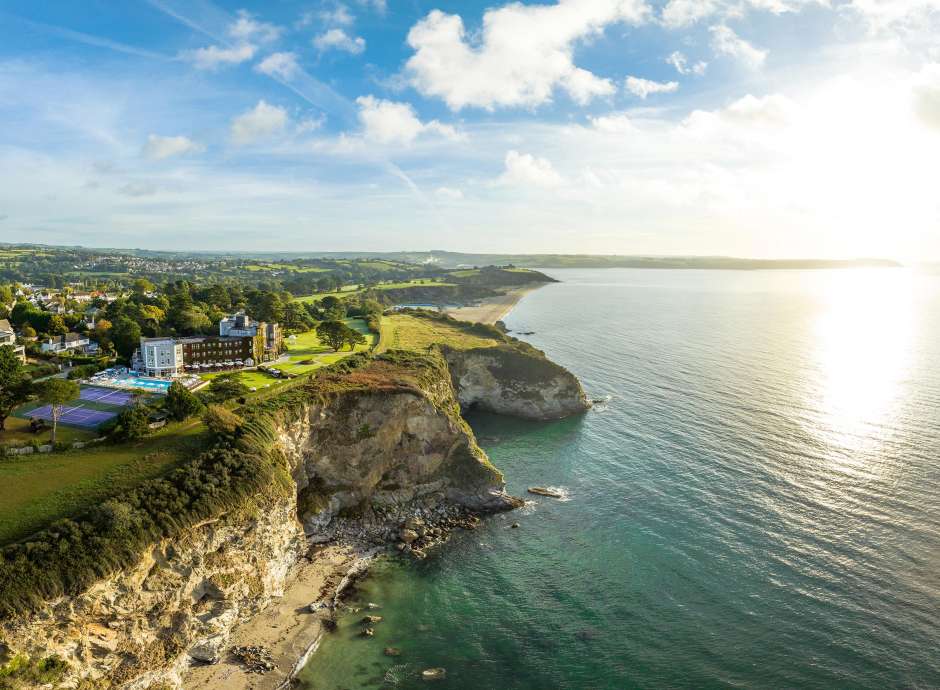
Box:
[445,285,542,325]
[184,544,365,690]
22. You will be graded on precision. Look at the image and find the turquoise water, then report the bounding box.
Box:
[299,268,940,689]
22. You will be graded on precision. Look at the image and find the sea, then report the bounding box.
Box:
[297,268,940,690]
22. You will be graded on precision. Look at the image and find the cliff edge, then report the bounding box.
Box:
[0,347,588,689]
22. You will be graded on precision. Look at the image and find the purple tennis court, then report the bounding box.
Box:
[79,387,135,406]
[26,405,117,428]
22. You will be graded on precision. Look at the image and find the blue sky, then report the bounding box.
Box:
[0,0,938,258]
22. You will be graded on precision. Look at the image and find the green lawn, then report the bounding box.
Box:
[293,279,454,304]
[199,368,287,391]
[0,416,96,447]
[0,419,208,544]
[272,319,377,375]
[380,314,501,352]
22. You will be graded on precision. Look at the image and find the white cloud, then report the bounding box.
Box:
[682,93,799,136]
[625,76,680,98]
[180,44,256,70]
[229,9,281,44]
[355,95,464,145]
[256,52,300,79]
[667,51,708,76]
[661,0,720,27]
[435,186,464,200]
[313,28,366,54]
[143,134,204,160]
[912,62,940,129]
[709,25,767,69]
[405,1,650,111]
[231,100,289,145]
[357,0,387,13]
[589,112,636,132]
[661,0,827,26]
[498,150,564,187]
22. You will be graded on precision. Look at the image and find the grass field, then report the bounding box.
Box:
[272,319,376,375]
[0,417,95,447]
[380,314,501,352]
[199,368,287,390]
[293,279,454,304]
[0,419,207,544]
[242,263,329,273]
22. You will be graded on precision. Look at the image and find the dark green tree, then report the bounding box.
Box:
[115,404,150,440]
[0,345,31,431]
[204,373,248,403]
[165,381,203,421]
[109,317,142,361]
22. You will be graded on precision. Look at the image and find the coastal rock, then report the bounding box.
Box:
[362,615,383,624]
[401,529,419,544]
[384,647,402,657]
[362,627,375,637]
[189,635,226,664]
[422,667,447,681]
[442,345,590,420]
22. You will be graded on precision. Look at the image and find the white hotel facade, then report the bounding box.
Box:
[139,338,184,377]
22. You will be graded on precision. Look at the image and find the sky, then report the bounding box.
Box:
[0,0,938,259]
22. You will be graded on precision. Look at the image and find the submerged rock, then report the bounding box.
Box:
[383,647,402,657]
[528,487,564,498]
[422,667,447,681]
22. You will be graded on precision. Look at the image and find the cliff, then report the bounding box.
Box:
[0,348,586,688]
[443,344,591,420]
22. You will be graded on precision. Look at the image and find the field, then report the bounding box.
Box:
[293,279,454,304]
[272,319,376,375]
[199,368,286,390]
[379,314,501,352]
[0,416,95,447]
[0,419,207,544]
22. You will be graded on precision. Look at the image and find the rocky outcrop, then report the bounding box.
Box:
[442,344,590,420]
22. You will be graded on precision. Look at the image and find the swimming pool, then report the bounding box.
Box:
[88,371,174,393]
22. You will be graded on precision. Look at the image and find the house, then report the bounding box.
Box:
[219,312,282,361]
[40,332,92,354]
[0,319,26,363]
[134,338,184,377]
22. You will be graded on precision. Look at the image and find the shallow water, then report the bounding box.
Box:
[299,268,940,689]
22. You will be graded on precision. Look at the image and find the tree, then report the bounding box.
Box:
[345,328,366,351]
[316,320,362,352]
[35,378,80,444]
[22,324,37,340]
[204,373,248,403]
[0,345,31,431]
[0,285,13,305]
[165,381,202,421]
[115,404,150,440]
[110,317,142,361]
[132,278,154,296]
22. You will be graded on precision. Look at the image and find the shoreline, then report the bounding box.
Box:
[445,283,543,324]
[183,543,377,690]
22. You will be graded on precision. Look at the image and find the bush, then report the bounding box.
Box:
[200,374,248,405]
[165,381,203,421]
[203,404,243,441]
[66,363,105,380]
[113,405,150,441]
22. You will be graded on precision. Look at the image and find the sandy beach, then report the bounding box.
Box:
[445,284,543,324]
[184,544,372,690]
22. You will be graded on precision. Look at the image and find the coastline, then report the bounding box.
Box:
[183,544,376,690]
[445,283,542,324]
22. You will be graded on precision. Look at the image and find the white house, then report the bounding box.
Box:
[0,319,26,363]
[136,337,183,377]
[40,332,91,354]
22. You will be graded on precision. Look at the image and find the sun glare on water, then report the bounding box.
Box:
[810,269,918,464]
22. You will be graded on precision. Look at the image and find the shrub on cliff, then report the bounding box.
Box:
[0,445,271,617]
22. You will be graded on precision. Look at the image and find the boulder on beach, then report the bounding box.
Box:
[401,529,419,543]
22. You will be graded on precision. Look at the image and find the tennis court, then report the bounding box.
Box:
[79,386,136,406]
[25,404,118,429]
